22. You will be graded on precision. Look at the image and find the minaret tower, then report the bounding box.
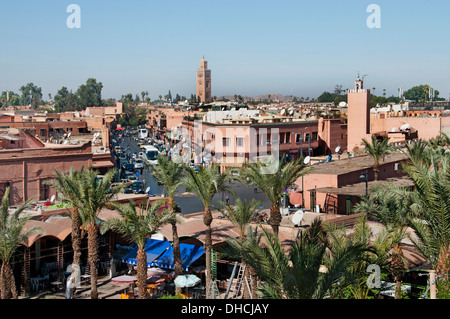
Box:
[196,56,211,103]
[347,78,371,152]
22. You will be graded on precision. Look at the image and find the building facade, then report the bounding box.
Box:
[196,57,212,103]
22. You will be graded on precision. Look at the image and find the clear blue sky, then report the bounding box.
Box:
[0,0,449,100]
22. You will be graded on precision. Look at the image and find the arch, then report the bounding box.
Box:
[22,219,72,248]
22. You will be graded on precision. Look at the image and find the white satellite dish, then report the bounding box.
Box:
[335,146,341,153]
[400,123,411,130]
[151,233,165,241]
[63,140,69,145]
[145,187,151,194]
[391,127,397,132]
[280,109,286,115]
[67,132,71,138]
[50,195,56,203]
[289,109,294,115]
[338,101,347,107]
[304,156,311,165]
[292,210,304,227]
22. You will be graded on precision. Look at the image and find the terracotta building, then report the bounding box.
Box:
[0,128,114,205]
[347,79,371,152]
[196,57,212,103]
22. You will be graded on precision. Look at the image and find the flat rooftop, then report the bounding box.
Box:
[309,152,408,175]
[311,176,414,196]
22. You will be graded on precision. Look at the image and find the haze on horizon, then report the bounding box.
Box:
[0,0,449,101]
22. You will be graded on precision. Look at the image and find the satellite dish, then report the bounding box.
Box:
[151,233,165,241]
[335,146,341,153]
[145,187,151,194]
[50,195,56,203]
[292,210,304,226]
[400,123,411,131]
[304,156,311,165]
[280,109,286,115]
[67,132,71,138]
[391,127,397,132]
[338,101,347,107]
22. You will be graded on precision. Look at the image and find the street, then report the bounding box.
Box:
[117,136,272,215]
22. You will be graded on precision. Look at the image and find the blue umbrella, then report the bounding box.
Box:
[174,274,200,288]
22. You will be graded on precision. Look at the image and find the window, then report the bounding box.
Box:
[40,179,50,201]
[296,134,302,143]
[280,133,285,144]
[312,132,318,142]
[40,129,47,136]
[222,137,230,147]
[305,133,310,142]
[285,132,291,144]
[236,137,244,147]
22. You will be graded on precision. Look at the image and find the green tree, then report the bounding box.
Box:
[19,83,42,108]
[76,168,122,299]
[353,185,413,298]
[76,78,103,108]
[151,156,185,293]
[183,164,235,298]
[227,219,366,299]
[402,147,450,277]
[239,157,311,235]
[100,199,168,299]
[361,134,393,181]
[403,84,441,102]
[317,91,334,103]
[0,187,42,299]
[46,168,85,297]
[216,198,260,298]
[54,86,80,112]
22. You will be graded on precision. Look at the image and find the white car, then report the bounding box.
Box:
[134,159,144,169]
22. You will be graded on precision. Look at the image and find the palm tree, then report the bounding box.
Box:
[353,190,412,299]
[183,164,235,298]
[239,156,311,235]
[216,198,260,298]
[151,155,185,293]
[46,167,84,296]
[100,199,168,299]
[0,187,42,299]
[361,134,392,181]
[227,218,366,299]
[77,168,122,299]
[402,148,450,277]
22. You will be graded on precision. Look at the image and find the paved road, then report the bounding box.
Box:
[117,136,271,215]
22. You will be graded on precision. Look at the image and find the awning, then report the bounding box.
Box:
[121,239,205,271]
[121,239,171,266]
[92,160,115,168]
[150,243,205,271]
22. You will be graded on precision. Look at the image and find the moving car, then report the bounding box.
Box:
[134,159,144,169]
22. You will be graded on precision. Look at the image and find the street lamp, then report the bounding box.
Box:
[359,170,368,196]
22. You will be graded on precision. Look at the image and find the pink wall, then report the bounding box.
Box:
[0,142,93,205]
[371,116,441,140]
[318,118,347,154]
[347,89,371,151]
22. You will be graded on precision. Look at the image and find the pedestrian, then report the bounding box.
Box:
[225,196,230,205]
